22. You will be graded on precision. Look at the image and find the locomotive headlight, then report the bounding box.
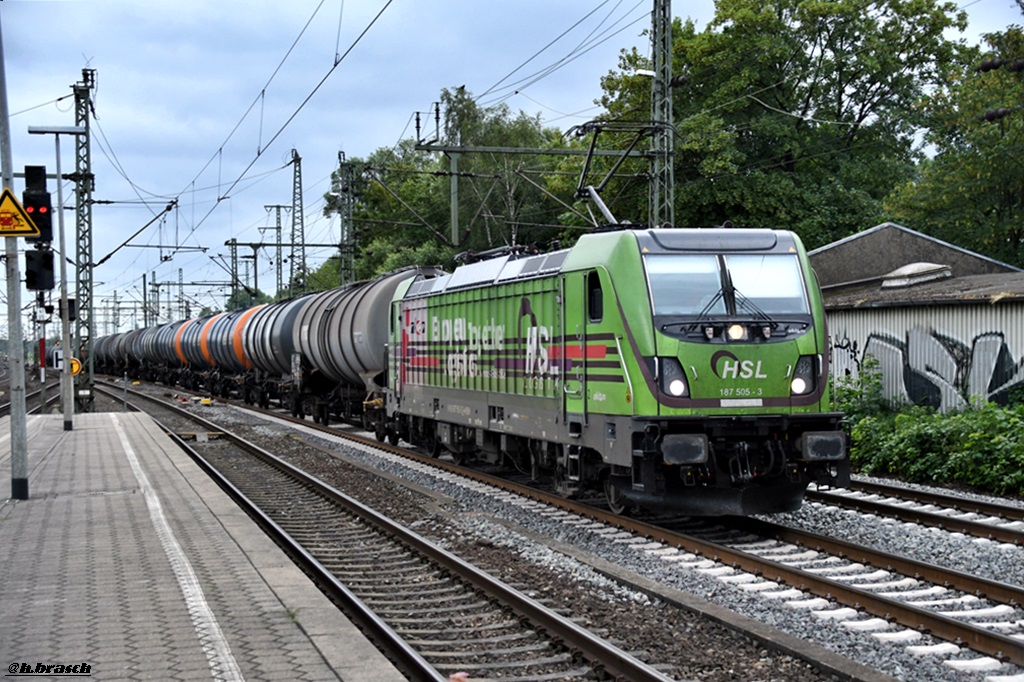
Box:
[727,324,747,341]
[790,355,817,395]
[660,357,689,397]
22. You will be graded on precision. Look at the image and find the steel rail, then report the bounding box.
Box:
[0,382,61,417]
[98,381,1024,666]
[807,487,1024,545]
[729,515,1024,610]
[244,401,1024,666]
[841,480,1024,522]
[101,385,673,682]
[99,387,445,682]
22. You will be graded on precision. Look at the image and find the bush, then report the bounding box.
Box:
[835,356,1024,498]
[834,355,892,425]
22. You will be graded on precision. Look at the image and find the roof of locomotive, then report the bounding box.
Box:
[403,227,802,299]
[632,227,800,254]
[404,248,570,298]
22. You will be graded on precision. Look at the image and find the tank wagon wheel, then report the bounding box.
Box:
[603,479,632,516]
[387,430,400,446]
[374,428,387,443]
[428,436,443,458]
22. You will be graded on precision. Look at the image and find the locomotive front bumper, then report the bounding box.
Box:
[795,431,847,461]
[657,429,847,464]
[661,433,709,465]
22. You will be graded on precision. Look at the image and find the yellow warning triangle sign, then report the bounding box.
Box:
[0,187,41,237]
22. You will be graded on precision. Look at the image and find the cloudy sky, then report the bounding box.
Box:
[1,0,1020,335]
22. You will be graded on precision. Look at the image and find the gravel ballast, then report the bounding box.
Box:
[96,391,1024,681]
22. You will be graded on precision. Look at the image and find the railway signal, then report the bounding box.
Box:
[22,192,51,242]
[22,165,52,243]
[24,247,54,290]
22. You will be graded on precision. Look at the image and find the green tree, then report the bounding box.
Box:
[320,87,579,279]
[327,137,456,280]
[886,25,1024,266]
[597,0,969,247]
[439,87,573,251]
[224,286,271,311]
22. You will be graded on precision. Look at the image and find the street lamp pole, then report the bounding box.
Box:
[28,125,84,431]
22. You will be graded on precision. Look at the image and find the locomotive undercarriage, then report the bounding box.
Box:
[100,355,847,517]
[619,415,850,515]
[381,406,848,516]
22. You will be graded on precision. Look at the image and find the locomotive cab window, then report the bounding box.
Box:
[645,255,726,316]
[587,271,603,322]
[724,254,808,314]
[645,254,808,317]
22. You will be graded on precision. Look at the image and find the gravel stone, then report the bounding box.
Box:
[94,388,1024,681]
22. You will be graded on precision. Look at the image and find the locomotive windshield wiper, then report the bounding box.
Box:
[684,288,725,333]
[734,289,778,330]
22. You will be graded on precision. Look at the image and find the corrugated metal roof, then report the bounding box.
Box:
[823,271,1024,309]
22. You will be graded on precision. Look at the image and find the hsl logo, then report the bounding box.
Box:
[711,350,767,379]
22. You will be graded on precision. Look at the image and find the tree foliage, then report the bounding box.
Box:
[224,286,272,311]
[310,0,996,285]
[599,0,968,248]
[886,26,1024,266]
[316,87,580,282]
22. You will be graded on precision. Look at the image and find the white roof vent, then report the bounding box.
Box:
[881,262,952,289]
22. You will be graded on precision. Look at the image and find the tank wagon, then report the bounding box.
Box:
[93,226,848,515]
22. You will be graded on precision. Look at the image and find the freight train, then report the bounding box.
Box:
[93,225,849,515]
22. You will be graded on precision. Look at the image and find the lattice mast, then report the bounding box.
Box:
[73,68,96,411]
[649,0,675,227]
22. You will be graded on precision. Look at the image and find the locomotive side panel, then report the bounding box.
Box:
[393,270,564,444]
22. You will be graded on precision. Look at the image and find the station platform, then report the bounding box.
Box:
[0,412,407,682]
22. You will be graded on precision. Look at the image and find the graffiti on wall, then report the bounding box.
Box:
[831,327,1024,411]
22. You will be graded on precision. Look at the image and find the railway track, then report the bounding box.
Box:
[96,384,675,681]
[808,481,1024,545]
[239,407,1024,669]
[97,378,1024,678]
[0,380,63,417]
[681,516,1024,668]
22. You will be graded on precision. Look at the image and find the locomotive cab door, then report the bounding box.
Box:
[563,271,600,437]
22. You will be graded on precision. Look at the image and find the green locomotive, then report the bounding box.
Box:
[386,227,848,515]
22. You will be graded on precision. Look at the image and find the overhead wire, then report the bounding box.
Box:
[100,2,644,304]
[93,0,391,300]
[476,2,649,110]
[166,0,395,262]
[96,0,960,318]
